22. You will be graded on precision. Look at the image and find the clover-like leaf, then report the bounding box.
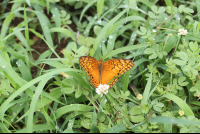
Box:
[148,11,156,18]
[144,48,155,54]
[71,42,77,52]
[82,89,89,96]
[173,59,186,65]
[183,65,192,72]
[77,35,86,46]
[140,27,147,33]
[64,87,75,94]
[189,42,198,52]
[149,53,158,59]
[75,88,82,98]
[178,77,189,86]
[0,79,14,96]
[178,5,185,13]
[130,115,144,122]
[81,119,92,129]
[153,106,162,112]
[93,25,102,36]
[130,106,142,116]
[75,1,83,9]
[137,26,147,35]
[98,113,106,122]
[184,7,194,14]
[190,87,198,92]
[86,37,94,47]
[158,7,165,14]
[176,51,188,61]
[98,123,107,132]
[188,54,195,66]
[151,5,158,13]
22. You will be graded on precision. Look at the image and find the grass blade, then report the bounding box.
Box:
[162,94,194,117]
[141,72,152,105]
[92,8,128,56]
[150,116,200,126]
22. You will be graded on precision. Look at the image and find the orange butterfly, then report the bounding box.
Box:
[79,56,134,88]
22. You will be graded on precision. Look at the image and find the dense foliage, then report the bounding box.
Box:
[0,0,200,133]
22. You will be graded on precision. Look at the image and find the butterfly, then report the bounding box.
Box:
[79,56,134,88]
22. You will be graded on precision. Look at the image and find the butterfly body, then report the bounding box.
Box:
[79,56,134,88]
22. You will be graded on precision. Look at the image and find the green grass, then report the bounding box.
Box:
[0,0,200,133]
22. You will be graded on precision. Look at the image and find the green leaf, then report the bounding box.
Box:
[74,1,83,9]
[130,106,142,115]
[172,59,186,65]
[162,94,194,117]
[103,44,149,59]
[188,55,195,66]
[140,26,147,34]
[62,118,75,133]
[130,115,145,122]
[150,116,200,126]
[157,102,164,107]
[190,87,198,92]
[97,0,105,19]
[189,42,198,52]
[82,89,89,96]
[103,124,126,133]
[176,51,188,61]
[182,65,192,72]
[184,8,194,14]
[16,124,55,133]
[178,77,189,86]
[86,37,94,47]
[144,48,155,54]
[158,7,165,14]
[93,25,102,36]
[92,8,128,56]
[141,72,152,105]
[98,113,106,122]
[81,119,92,129]
[164,36,177,53]
[98,123,107,133]
[149,53,157,59]
[78,35,86,46]
[75,88,82,98]
[164,123,172,133]
[179,5,185,13]
[148,11,156,18]
[178,77,186,84]
[50,27,75,41]
[151,5,158,13]
[27,78,50,132]
[90,108,98,133]
[137,30,145,35]
[154,106,162,112]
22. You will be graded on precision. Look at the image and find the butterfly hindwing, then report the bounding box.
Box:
[101,59,134,88]
[79,56,100,88]
[79,56,134,88]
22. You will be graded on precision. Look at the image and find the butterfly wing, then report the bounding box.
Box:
[79,56,100,88]
[101,59,134,88]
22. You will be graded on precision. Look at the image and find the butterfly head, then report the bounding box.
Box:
[98,58,103,64]
[98,58,104,69]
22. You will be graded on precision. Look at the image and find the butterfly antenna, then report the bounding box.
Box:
[91,46,101,59]
[101,49,113,60]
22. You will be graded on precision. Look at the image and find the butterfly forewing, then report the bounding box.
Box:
[101,59,134,88]
[79,56,134,89]
[79,56,100,88]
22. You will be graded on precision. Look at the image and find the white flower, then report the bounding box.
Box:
[96,84,109,97]
[178,28,188,35]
